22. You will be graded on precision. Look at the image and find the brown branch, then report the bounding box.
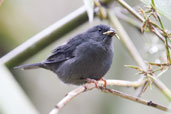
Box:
[99,87,171,112]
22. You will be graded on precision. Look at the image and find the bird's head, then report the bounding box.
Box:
[86,24,119,44]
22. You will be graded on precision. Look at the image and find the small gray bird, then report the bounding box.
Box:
[15,24,118,85]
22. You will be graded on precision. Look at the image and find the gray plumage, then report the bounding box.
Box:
[15,24,117,85]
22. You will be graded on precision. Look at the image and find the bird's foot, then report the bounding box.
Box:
[86,78,98,88]
[86,78,107,88]
[99,78,107,88]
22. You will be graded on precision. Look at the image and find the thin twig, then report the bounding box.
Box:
[157,68,169,78]
[114,7,141,31]
[165,37,171,63]
[96,79,145,87]
[152,77,171,100]
[117,0,171,49]
[99,87,171,112]
[117,0,145,22]
[151,27,171,49]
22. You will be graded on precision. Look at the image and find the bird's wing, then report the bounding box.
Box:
[44,34,86,64]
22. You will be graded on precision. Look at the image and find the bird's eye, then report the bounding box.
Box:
[98,28,102,32]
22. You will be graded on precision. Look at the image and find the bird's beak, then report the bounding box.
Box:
[114,34,120,40]
[103,28,120,40]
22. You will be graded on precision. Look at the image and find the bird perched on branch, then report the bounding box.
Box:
[15,24,119,85]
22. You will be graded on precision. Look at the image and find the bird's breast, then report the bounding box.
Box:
[71,41,113,76]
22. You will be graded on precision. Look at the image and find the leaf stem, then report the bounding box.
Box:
[151,0,171,64]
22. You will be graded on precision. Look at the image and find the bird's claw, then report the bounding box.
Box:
[86,78,107,88]
[86,78,98,88]
[99,78,107,88]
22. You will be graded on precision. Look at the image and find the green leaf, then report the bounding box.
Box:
[83,0,94,22]
[124,65,143,72]
[141,0,171,21]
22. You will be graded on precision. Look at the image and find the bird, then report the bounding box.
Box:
[14,24,119,85]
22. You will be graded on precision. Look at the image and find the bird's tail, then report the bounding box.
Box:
[14,63,44,70]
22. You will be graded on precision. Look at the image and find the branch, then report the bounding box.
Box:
[117,0,145,22]
[49,86,87,114]
[114,7,141,31]
[117,0,171,49]
[49,79,144,114]
[0,6,88,68]
[153,77,171,100]
[49,81,171,114]
[116,0,171,101]
[99,87,171,112]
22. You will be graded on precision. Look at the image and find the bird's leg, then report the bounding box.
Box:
[99,78,107,88]
[86,78,98,88]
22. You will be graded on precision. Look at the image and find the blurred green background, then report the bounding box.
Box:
[0,0,171,114]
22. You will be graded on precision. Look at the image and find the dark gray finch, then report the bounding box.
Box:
[14,24,119,85]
